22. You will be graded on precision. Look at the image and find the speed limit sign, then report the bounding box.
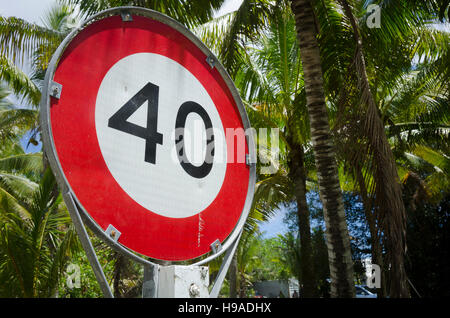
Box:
[40,8,255,261]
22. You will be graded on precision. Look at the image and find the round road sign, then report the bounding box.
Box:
[40,7,255,261]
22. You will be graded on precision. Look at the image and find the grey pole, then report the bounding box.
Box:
[64,192,114,298]
[209,230,242,298]
[142,263,159,298]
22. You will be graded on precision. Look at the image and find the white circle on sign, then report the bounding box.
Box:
[95,53,227,218]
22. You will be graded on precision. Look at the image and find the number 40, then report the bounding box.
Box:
[108,82,214,179]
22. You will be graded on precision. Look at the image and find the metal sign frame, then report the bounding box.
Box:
[39,6,255,296]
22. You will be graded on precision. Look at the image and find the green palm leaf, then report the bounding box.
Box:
[0,56,41,107]
[64,0,226,28]
[0,16,61,65]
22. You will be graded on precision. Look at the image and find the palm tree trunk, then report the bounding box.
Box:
[239,272,246,298]
[229,253,238,298]
[339,0,409,298]
[287,137,317,297]
[113,252,124,298]
[290,0,355,298]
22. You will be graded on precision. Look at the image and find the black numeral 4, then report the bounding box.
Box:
[108,82,163,164]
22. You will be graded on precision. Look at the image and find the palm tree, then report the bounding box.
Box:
[229,7,320,297]
[382,60,449,212]
[1,3,81,154]
[0,4,88,297]
[1,87,77,298]
[335,0,409,298]
[0,4,78,106]
[199,0,355,297]
[0,86,41,210]
[289,0,355,297]
[0,147,78,297]
[319,0,449,297]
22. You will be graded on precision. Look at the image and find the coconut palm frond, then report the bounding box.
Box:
[0,167,75,297]
[0,185,31,220]
[218,0,273,74]
[0,16,61,65]
[0,153,43,176]
[194,11,236,56]
[64,0,226,28]
[0,56,41,107]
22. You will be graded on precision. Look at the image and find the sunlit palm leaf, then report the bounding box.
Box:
[0,56,41,106]
[0,16,62,65]
[64,0,226,28]
[0,153,43,176]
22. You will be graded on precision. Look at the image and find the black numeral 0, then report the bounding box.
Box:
[108,82,215,179]
[175,101,214,179]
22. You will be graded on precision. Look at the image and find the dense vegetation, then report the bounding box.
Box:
[0,0,448,298]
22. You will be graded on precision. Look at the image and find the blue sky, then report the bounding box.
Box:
[20,130,42,153]
[259,206,289,238]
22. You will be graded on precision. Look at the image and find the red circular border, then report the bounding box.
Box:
[50,15,250,261]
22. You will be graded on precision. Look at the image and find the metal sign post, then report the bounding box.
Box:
[40,7,255,298]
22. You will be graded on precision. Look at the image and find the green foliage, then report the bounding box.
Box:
[0,168,78,297]
[0,15,61,65]
[58,234,143,298]
[0,56,41,106]
[64,0,226,28]
[251,235,292,282]
[0,0,449,298]
[238,228,331,297]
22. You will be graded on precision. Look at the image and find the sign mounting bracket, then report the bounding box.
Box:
[120,11,133,21]
[50,81,62,99]
[105,224,121,242]
[206,55,215,68]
